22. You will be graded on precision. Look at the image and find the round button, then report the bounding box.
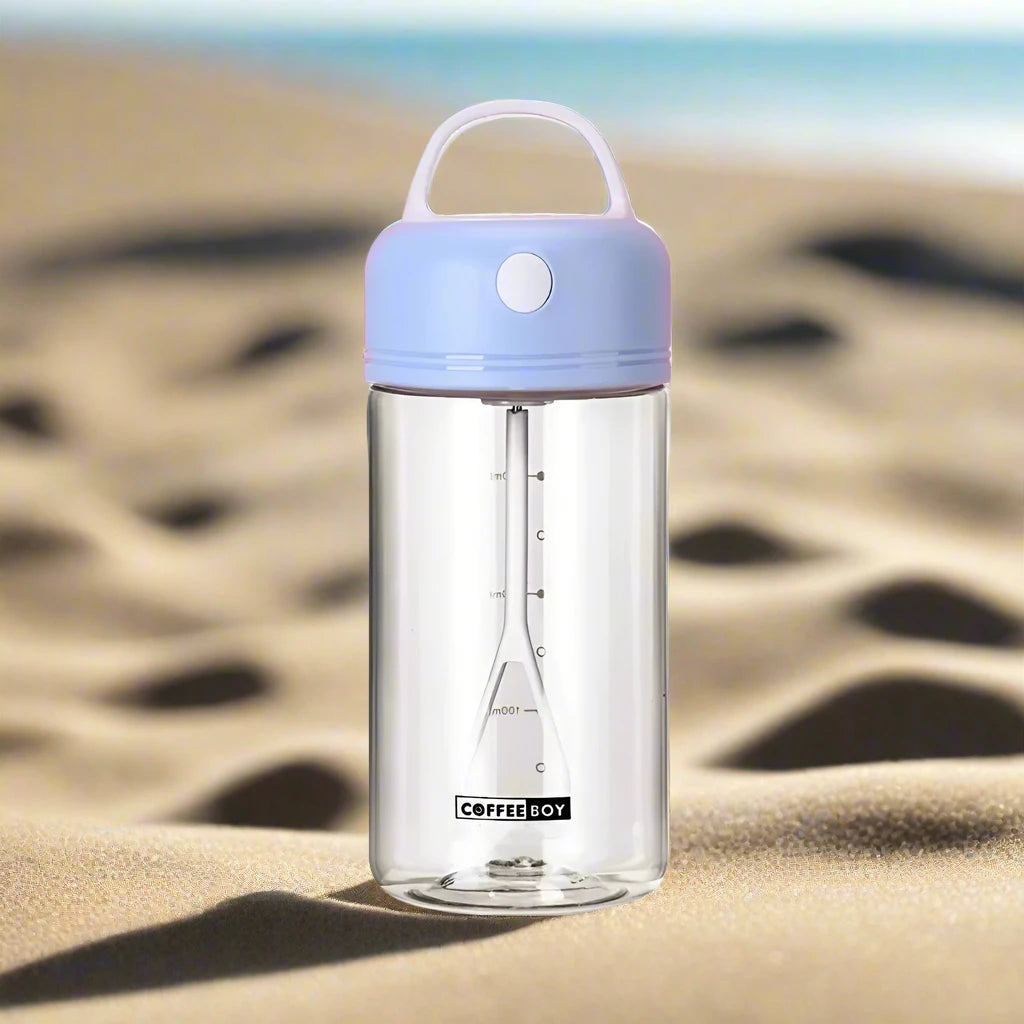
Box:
[496,252,552,313]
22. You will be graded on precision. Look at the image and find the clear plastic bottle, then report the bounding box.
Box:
[365,102,671,915]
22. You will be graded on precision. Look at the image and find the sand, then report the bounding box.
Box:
[0,41,1022,1023]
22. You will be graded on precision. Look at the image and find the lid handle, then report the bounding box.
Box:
[402,99,635,221]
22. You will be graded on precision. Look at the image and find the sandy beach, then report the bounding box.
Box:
[0,42,1022,1022]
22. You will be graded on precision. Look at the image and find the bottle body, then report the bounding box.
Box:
[368,384,668,914]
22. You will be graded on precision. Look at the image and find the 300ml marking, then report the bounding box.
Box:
[455,796,571,821]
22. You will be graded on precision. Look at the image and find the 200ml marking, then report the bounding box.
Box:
[455,796,571,821]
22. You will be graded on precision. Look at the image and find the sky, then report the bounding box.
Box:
[4,0,1024,32]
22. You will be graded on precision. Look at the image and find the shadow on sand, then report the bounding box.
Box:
[0,882,533,1006]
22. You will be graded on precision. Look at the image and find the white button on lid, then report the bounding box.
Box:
[496,252,552,313]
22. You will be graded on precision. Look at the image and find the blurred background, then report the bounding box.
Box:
[0,0,1022,833]
[7,0,1024,182]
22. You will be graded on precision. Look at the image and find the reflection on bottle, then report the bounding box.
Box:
[466,406,569,798]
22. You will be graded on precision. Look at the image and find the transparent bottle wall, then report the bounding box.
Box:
[368,385,667,914]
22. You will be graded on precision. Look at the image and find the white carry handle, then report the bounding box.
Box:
[403,99,635,221]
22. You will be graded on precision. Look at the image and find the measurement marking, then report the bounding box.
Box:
[524,708,538,713]
[529,471,545,480]
[528,589,545,598]
[490,471,506,481]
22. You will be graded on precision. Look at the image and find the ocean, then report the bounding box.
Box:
[13,26,1024,184]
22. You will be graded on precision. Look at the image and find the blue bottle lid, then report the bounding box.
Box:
[364,100,671,394]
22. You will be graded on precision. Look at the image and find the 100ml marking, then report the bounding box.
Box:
[490,706,538,716]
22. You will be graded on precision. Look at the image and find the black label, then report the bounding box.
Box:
[455,796,572,821]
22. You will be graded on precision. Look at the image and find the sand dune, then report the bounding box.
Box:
[0,41,1022,1023]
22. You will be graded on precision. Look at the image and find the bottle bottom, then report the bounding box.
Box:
[382,857,660,916]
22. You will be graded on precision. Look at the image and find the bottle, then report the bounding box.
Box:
[366,100,670,915]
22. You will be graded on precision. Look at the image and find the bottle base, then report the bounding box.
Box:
[382,858,660,916]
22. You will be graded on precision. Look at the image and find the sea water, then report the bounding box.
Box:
[10,23,1024,184]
